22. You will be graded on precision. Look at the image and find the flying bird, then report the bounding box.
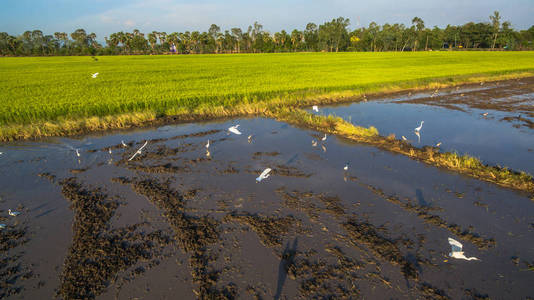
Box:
[402,136,407,141]
[321,144,327,152]
[312,105,319,112]
[415,121,424,132]
[121,140,128,147]
[91,72,99,78]
[448,238,479,261]
[436,142,442,147]
[228,125,242,135]
[8,209,21,217]
[482,112,489,117]
[256,168,272,182]
[128,141,148,161]
[321,134,327,141]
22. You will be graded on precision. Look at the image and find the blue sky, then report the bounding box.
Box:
[1,0,533,39]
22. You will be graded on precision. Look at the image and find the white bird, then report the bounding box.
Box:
[75,149,81,157]
[108,148,112,154]
[0,152,3,155]
[436,142,442,147]
[256,168,272,182]
[128,141,148,161]
[228,125,242,135]
[312,140,318,147]
[344,162,349,171]
[448,238,479,261]
[205,139,210,149]
[0,224,5,229]
[91,72,99,78]
[8,209,21,217]
[402,136,407,141]
[482,112,489,117]
[321,134,327,141]
[248,135,253,143]
[415,121,424,132]
[312,105,319,112]
[121,140,128,147]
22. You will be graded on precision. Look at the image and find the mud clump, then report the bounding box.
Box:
[362,183,495,249]
[285,246,362,298]
[224,213,298,247]
[118,177,235,298]
[252,152,280,159]
[343,219,418,280]
[0,224,31,299]
[124,162,192,174]
[57,177,171,299]
[419,283,451,300]
[276,188,345,219]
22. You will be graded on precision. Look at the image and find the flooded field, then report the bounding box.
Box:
[1,79,534,299]
[317,77,534,174]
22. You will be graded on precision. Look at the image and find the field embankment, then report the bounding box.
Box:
[1,51,534,141]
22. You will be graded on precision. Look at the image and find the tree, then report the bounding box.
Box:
[411,17,425,50]
[304,23,318,51]
[490,11,501,49]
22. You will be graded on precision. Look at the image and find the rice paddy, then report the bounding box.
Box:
[2,51,534,141]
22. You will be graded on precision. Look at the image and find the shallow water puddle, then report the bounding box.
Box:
[315,78,534,175]
[1,114,534,298]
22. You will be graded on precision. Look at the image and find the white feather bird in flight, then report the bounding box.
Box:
[128,141,148,161]
[228,125,242,135]
[91,72,99,78]
[256,168,272,182]
[448,238,480,261]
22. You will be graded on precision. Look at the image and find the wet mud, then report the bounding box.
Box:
[0,82,534,299]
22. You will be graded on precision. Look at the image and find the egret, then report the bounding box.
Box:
[108,148,112,154]
[414,121,424,132]
[75,149,81,157]
[321,134,327,141]
[0,152,3,155]
[448,238,479,261]
[206,139,210,149]
[436,142,442,147]
[402,136,407,141]
[344,162,349,171]
[228,125,242,135]
[8,209,21,217]
[312,105,319,112]
[482,112,489,117]
[256,168,272,182]
[128,141,148,161]
[91,72,99,78]
[121,140,128,147]
[248,135,253,143]
[312,140,318,147]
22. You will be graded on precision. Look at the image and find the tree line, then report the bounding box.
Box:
[1,12,533,56]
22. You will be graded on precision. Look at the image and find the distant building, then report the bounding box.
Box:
[170,43,177,53]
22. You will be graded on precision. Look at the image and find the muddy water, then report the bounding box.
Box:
[1,95,534,299]
[316,77,534,175]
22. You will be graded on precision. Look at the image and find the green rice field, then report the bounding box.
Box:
[1,51,534,140]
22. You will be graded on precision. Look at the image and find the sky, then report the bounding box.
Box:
[1,0,533,39]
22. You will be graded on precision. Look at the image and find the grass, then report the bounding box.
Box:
[271,108,534,195]
[2,51,534,141]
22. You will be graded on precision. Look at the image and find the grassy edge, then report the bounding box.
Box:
[2,70,534,142]
[269,108,534,196]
